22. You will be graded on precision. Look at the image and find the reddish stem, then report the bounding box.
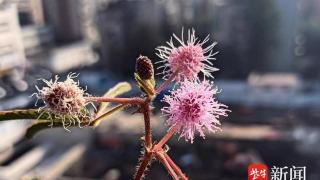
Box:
[134,152,153,180]
[155,151,179,180]
[156,69,180,94]
[134,100,153,179]
[164,153,188,180]
[86,97,144,105]
[154,125,179,151]
[142,103,152,148]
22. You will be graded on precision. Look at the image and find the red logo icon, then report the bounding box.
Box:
[248,164,268,180]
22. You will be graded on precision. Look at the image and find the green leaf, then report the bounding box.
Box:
[0,109,51,121]
[0,109,93,138]
[25,113,92,139]
[25,120,63,139]
[96,82,132,116]
[134,73,155,97]
[93,104,127,127]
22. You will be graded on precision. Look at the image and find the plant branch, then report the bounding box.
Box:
[155,151,179,180]
[142,103,152,148]
[154,125,179,151]
[134,151,153,180]
[91,104,128,127]
[133,97,154,180]
[164,153,188,180]
[156,69,180,94]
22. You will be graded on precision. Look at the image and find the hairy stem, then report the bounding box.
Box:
[86,97,144,105]
[164,153,188,180]
[134,151,153,180]
[133,97,154,179]
[155,151,179,180]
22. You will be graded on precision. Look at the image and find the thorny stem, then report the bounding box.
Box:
[154,125,179,151]
[134,151,153,180]
[164,153,188,180]
[156,69,180,94]
[155,151,179,180]
[86,97,144,105]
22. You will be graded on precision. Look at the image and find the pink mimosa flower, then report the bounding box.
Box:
[161,80,229,143]
[156,28,219,81]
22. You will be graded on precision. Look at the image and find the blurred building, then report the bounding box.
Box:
[95,0,282,78]
[295,0,320,80]
[93,0,320,81]
[0,4,26,92]
[0,0,98,99]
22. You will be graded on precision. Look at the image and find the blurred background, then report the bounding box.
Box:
[0,0,320,179]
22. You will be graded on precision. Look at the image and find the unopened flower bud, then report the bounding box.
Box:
[136,55,154,80]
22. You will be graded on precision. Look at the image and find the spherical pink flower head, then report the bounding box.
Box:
[156,29,219,81]
[161,80,229,143]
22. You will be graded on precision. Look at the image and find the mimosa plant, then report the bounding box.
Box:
[0,29,229,180]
